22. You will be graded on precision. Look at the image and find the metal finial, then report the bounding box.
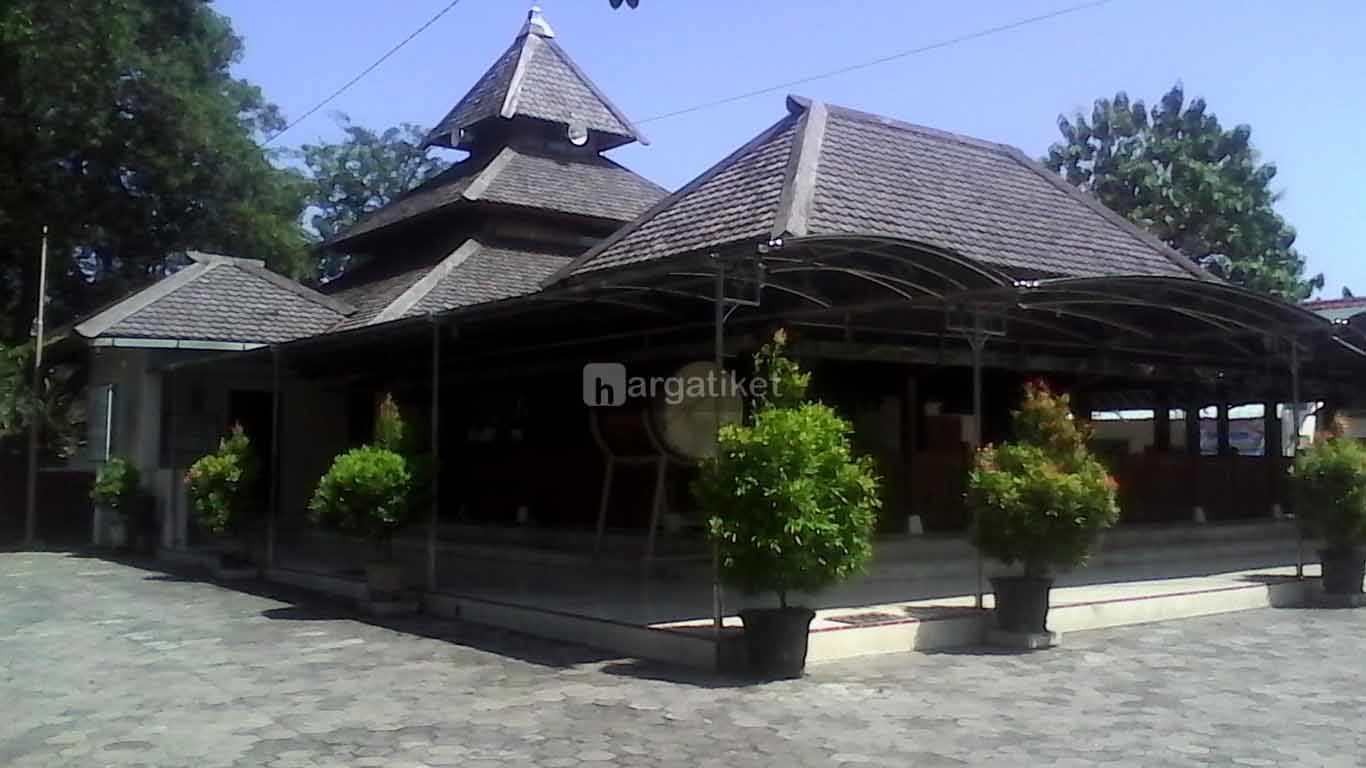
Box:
[525,6,555,37]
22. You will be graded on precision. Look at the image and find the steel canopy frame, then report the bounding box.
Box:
[560,235,1361,375]
[559,233,1366,613]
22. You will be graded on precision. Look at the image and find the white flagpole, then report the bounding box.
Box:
[23,226,49,548]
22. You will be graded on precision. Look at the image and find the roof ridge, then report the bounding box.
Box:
[797,96,1018,155]
[498,33,537,119]
[372,239,484,325]
[545,110,803,286]
[461,147,517,202]
[771,100,829,238]
[75,261,216,339]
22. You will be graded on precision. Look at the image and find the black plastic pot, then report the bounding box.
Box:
[739,607,816,679]
[1319,549,1366,595]
[991,575,1054,633]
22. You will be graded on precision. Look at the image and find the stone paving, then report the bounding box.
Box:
[4,552,1366,767]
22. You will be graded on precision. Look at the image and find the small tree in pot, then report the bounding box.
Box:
[91,457,140,549]
[186,425,258,570]
[693,332,881,678]
[310,396,414,602]
[968,382,1119,635]
[1290,423,1366,596]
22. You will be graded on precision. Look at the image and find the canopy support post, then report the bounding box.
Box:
[1290,340,1303,581]
[268,347,280,569]
[427,318,442,592]
[968,310,986,611]
[711,254,726,666]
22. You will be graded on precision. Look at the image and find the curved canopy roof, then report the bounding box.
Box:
[556,234,1365,374]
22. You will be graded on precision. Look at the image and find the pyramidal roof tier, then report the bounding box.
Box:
[424,8,646,152]
[552,96,1208,284]
[72,253,355,347]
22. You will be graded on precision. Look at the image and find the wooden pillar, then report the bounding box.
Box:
[1153,391,1172,453]
[1265,400,1284,518]
[1216,401,1231,456]
[1263,402,1283,459]
[1184,402,1203,456]
[427,319,442,592]
[1184,400,1203,522]
[902,374,919,527]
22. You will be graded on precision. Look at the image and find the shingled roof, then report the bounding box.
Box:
[332,145,667,247]
[325,238,572,330]
[423,8,645,152]
[74,253,355,347]
[555,96,1207,283]
[1304,296,1366,324]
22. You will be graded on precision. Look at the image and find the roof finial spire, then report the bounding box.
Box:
[524,6,555,38]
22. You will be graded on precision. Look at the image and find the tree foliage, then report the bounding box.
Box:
[968,382,1119,576]
[1045,84,1322,301]
[186,425,258,537]
[1290,425,1366,551]
[0,342,85,459]
[0,0,311,342]
[299,117,450,280]
[693,332,881,608]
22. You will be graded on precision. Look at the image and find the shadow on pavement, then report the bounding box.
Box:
[597,658,761,690]
[62,549,719,675]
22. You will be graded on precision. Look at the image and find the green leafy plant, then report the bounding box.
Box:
[309,445,413,558]
[693,331,881,608]
[90,456,139,510]
[185,425,257,537]
[1290,426,1366,551]
[968,382,1120,576]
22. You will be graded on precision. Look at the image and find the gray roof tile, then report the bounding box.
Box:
[332,146,666,246]
[565,115,801,277]
[322,239,572,331]
[562,98,1202,282]
[424,25,643,150]
[409,242,571,315]
[809,105,1193,278]
[327,262,434,330]
[479,148,668,222]
[83,258,352,344]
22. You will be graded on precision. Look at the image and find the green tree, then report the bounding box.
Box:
[299,117,450,280]
[1045,84,1322,301]
[968,382,1120,576]
[693,331,881,608]
[0,0,311,342]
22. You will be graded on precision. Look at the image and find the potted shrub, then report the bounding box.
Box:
[91,457,140,549]
[1290,423,1366,596]
[186,425,258,575]
[310,396,414,603]
[967,381,1119,637]
[693,331,881,678]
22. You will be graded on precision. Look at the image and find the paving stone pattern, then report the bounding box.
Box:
[3,552,1366,767]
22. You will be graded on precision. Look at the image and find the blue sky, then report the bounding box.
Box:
[217,0,1365,297]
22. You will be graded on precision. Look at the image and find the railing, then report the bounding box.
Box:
[905,450,1292,530]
